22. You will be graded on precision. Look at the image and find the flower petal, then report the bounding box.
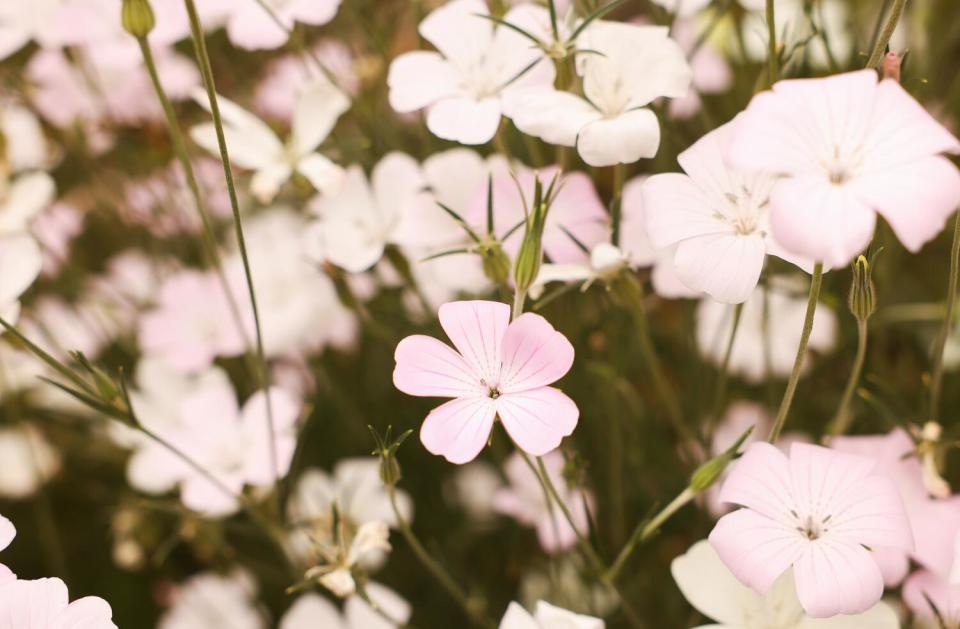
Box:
[393,335,483,397]
[495,387,578,456]
[418,0,491,65]
[54,596,117,629]
[292,77,350,155]
[296,154,344,196]
[280,594,347,629]
[718,442,794,521]
[504,87,599,147]
[793,540,884,618]
[499,312,574,393]
[426,96,502,145]
[671,539,760,625]
[0,514,13,552]
[0,234,42,306]
[0,578,69,629]
[642,173,729,248]
[577,109,660,167]
[708,508,805,594]
[673,233,766,304]
[420,397,496,464]
[438,300,510,386]
[387,52,458,113]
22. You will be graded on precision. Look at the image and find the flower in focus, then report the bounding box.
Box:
[286,458,413,568]
[505,21,691,166]
[729,69,960,267]
[394,300,577,463]
[224,0,341,51]
[493,450,592,554]
[643,118,814,304]
[190,78,349,203]
[0,577,118,629]
[709,442,913,617]
[158,570,264,629]
[672,539,899,628]
[696,280,837,383]
[387,0,555,145]
[281,584,411,629]
[0,425,60,500]
[499,600,603,628]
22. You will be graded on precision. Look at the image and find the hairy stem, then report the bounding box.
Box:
[768,263,824,442]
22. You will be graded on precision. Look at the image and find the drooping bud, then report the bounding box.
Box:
[689,425,754,493]
[882,51,902,83]
[121,0,155,38]
[848,254,877,323]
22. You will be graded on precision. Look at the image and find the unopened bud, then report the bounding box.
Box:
[481,244,511,285]
[121,0,155,38]
[379,454,402,487]
[689,426,754,493]
[848,255,877,323]
[882,51,902,83]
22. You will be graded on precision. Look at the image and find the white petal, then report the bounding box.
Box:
[504,87,599,147]
[387,51,458,113]
[426,96,502,145]
[671,540,758,625]
[0,233,42,305]
[673,233,766,304]
[577,109,660,167]
[293,77,351,155]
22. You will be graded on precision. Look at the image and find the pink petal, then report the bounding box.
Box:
[420,397,496,464]
[495,387,578,456]
[902,570,960,622]
[53,596,117,629]
[542,171,609,264]
[673,232,766,304]
[909,496,960,576]
[387,52,458,113]
[499,313,574,393]
[871,546,909,588]
[0,515,13,552]
[642,173,728,248]
[393,335,482,398]
[438,300,510,386]
[708,508,805,594]
[426,96,502,145]
[226,5,291,50]
[793,540,884,618]
[852,156,960,253]
[0,578,69,629]
[288,0,340,25]
[718,442,794,522]
[418,0,491,65]
[769,177,877,268]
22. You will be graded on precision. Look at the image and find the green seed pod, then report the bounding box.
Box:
[122,0,156,38]
[848,255,876,323]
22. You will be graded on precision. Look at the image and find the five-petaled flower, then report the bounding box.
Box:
[393,300,577,464]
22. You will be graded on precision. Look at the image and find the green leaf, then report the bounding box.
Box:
[569,0,627,41]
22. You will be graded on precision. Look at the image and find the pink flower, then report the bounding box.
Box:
[903,570,960,627]
[709,442,913,618]
[393,300,578,464]
[0,578,117,629]
[728,69,960,267]
[0,514,13,585]
[493,451,592,553]
[225,0,341,51]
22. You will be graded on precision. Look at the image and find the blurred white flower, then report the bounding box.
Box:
[225,0,342,51]
[281,583,411,629]
[256,40,359,120]
[447,460,503,524]
[505,21,691,166]
[499,600,604,628]
[190,78,348,203]
[308,521,392,598]
[0,425,60,500]
[159,570,264,629]
[388,0,555,145]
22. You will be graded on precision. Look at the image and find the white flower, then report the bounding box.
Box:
[190,78,348,203]
[499,600,604,629]
[387,0,555,145]
[225,0,341,51]
[158,570,264,629]
[532,242,629,296]
[281,584,411,629]
[672,540,899,628]
[0,425,60,500]
[0,171,54,323]
[308,521,393,598]
[505,21,691,166]
[0,0,63,60]
[697,280,837,383]
[0,577,117,629]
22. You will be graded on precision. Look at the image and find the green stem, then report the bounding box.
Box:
[606,488,696,582]
[865,0,908,68]
[708,303,743,429]
[828,319,868,436]
[182,0,279,489]
[765,0,779,84]
[387,485,490,627]
[611,164,626,247]
[930,209,960,420]
[768,262,824,443]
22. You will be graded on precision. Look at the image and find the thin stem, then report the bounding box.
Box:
[611,164,626,246]
[606,488,696,582]
[828,320,868,436]
[512,289,527,321]
[930,209,960,420]
[765,0,779,84]
[708,303,743,429]
[768,263,824,443]
[865,0,908,69]
[386,485,490,628]
[183,0,279,490]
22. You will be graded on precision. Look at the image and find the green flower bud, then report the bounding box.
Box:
[481,244,511,285]
[121,0,155,38]
[379,454,402,487]
[689,425,754,493]
[848,254,877,323]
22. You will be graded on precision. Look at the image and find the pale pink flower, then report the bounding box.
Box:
[499,600,603,629]
[0,426,60,500]
[644,118,814,303]
[281,584,411,629]
[0,578,117,629]
[667,18,733,119]
[393,300,578,463]
[387,0,555,145]
[225,0,341,50]
[159,570,263,629]
[138,269,246,373]
[903,570,960,628]
[493,450,592,553]
[729,69,960,267]
[32,202,83,276]
[0,514,13,584]
[505,21,691,166]
[256,40,359,120]
[709,442,913,618]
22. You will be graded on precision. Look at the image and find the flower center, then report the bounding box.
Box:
[717,187,770,236]
[792,510,832,540]
[828,167,850,185]
[481,378,501,399]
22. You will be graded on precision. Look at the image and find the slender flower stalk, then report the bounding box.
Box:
[182,0,280,489]
[829,320,869,436]
[930,209,960,420]
[708,303,743,431]
[768,263,824,442]
[765,0,778,84]
[607,487,696,582]
[866,0,909,68]
[610,163,626,246]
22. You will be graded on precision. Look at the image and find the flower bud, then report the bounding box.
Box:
[121,0,155,38]
[481,244,511,285]
[689,425,754,493]
[513,205,548,297]
[848,254,877,323]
